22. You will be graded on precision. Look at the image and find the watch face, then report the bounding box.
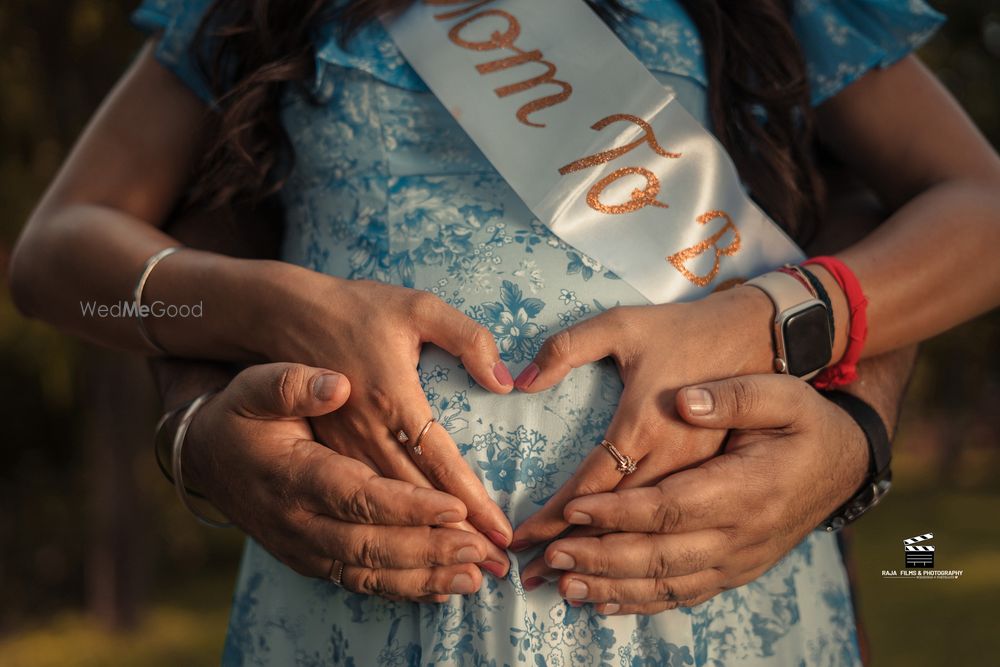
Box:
[782,304,832,377]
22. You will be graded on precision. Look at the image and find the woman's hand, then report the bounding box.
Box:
[257,267,517,549]
[519,374,869,614]
[185,362,509,601]
[510,286,775,548]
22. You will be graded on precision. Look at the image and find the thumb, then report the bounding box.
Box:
[226,363,351,419]
[676,374,811,430]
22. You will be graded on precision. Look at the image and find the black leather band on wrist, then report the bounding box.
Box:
[817,390,893,531]
[800,266,836,342]
[821,390,891,475]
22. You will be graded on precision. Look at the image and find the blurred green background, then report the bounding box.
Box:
[0,1,998,665]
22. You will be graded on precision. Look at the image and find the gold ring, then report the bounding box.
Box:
[412,417,436,456]
[600,439,637,475]
[328,559,345,587]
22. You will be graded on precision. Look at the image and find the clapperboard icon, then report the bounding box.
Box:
[903,532,935,568]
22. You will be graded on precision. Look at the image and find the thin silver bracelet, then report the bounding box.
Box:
[133,246,182,355]
[171,390,232,529]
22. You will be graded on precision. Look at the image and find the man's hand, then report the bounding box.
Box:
[183,362,508,602]
[518,374,870,615]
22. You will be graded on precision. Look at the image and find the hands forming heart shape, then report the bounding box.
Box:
[187,270,870,609]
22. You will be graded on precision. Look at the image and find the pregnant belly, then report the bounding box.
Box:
[283,172,649,522]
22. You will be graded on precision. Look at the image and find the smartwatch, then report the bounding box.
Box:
[745,271,833,380]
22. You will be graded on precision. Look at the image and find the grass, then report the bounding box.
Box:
[0,572,234,667]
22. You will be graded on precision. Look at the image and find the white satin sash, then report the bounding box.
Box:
[384,0,804,304]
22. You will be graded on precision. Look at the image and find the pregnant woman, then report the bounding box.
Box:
[9,0,1000,664]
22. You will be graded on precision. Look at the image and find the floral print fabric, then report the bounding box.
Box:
[131,1,944,664]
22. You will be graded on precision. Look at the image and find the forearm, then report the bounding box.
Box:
[834,180,1000,356]
[10,201,295,360]
[148,198,285,409]
[803,180,1000,363]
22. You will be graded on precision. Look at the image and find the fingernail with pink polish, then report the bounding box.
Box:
[487,530,511,549]
[509,539,533,552]
[514,363,540,390]
[493,362,514,387]
[522,576,546,592]
[481,561,508,578]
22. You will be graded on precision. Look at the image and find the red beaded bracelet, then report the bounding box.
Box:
[802,256,869,389]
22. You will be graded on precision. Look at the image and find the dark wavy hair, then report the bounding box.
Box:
[191,0,824,244]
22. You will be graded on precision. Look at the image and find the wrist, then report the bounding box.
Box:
[142,251,284,361]
[151,357,236,413]
[702,285,777,376]
[178,392,221,496]
[817,390,893,531]
[244,260,337,362]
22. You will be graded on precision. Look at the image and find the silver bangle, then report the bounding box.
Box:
[134,246,182,355]
[171,390,232,529]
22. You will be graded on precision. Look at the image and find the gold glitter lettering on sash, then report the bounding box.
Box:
[586,167,669,214]
[447,10,520,51]
[559,113,681,175]
[667,210,741,287]
[436,6,573,127]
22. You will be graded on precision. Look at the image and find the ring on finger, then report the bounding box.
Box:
[411,417,436,456]
[328,559,346,587]
[395,417,436,456]
[599,439,637,475]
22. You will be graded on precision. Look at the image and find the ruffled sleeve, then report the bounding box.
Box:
[131,0,216,104]
[310,20,428,100]
[792,0,945,105]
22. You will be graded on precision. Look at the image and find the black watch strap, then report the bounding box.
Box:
[817,390,893,532]
[821,390,891,475]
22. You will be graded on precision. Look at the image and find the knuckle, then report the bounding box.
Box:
[342,483,375,523]
[593,548,613,578]
[465,323,494,355]
[366,386,394,417]
[275,364,309,413]
[653,578,676,602]
[355,534,387,569]
[355,568,387,596]
[408,290,442,322]
[729,377,761,419]
[544,329,574,362]
[649,546,671,579]
[652,493,681,534]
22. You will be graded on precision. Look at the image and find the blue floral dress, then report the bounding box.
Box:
[134,1,943,665]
